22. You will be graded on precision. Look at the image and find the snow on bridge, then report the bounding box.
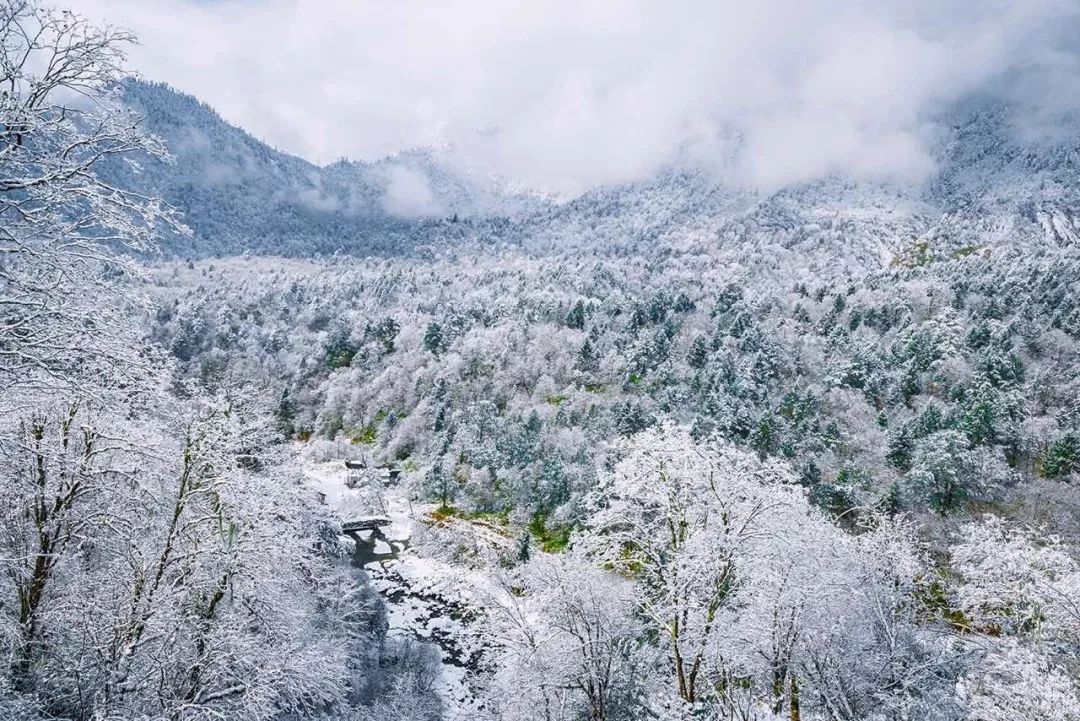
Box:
[341,516,392,537]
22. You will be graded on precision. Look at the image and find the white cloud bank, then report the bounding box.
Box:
[69,0,1080,195]
[379,165,441,218]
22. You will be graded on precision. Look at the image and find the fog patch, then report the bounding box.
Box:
[294,186,343,213]
[70,0,1080,196]
[379,165,442,218]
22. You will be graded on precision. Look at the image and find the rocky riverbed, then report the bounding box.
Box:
[304,461,499,720]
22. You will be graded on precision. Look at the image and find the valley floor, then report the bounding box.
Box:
[302,459,506,720]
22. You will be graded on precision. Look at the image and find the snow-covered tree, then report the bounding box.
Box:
[958,640,1080,721]
[0,0,182,394]
[486,549,648,721]
[953,516,1080,641]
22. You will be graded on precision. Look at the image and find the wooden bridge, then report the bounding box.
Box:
[342,516,392,539]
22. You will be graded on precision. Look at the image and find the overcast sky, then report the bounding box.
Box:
[69,0,1080,195]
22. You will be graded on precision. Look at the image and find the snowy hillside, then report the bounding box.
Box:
[103,81,523,256]
[103,83,1080,273]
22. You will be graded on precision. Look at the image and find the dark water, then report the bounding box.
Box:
[351,529,406,567]
[349,532,484,672]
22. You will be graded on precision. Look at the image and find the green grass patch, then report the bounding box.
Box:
[892,240,934,269]
[429,504,511,532]
[431,504,459,522]
[915,574,976,633]
[952,245,983,259]
[351,424,377,444]
[528,512,573,553]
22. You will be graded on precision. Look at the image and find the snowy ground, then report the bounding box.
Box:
[301,460,502,720]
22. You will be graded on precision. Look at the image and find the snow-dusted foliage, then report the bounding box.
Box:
[149,235,1079,529]
[0,392,361,720]
[133,145,1080,721]
[952,516,1080,721]
[4,0,1080,718]
[957,641,1080,721]
[0,4,401,719]
[954,517,1080,641]
[583,426,962,720]
[485,550,647,721]
[0,0,185,395]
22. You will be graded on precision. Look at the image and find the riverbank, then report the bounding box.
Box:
[302,460,501,720]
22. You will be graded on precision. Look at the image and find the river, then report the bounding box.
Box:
[304,460,493,719]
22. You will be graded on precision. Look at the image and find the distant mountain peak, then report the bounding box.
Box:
[106,80,1080,268]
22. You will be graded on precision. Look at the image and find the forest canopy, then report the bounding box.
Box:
[2,1,1080,720]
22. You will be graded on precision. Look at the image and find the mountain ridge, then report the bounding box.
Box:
[113,80,1080,272]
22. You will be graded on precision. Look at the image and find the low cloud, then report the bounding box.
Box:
[294,186,342,214]
[70,0,1080,195]
[378,165,441,219]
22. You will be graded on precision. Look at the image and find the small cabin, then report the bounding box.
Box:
[345,459,367,487]
[345,459,402,489]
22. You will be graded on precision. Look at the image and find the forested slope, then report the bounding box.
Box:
[102,80,523,257]
[151,235,1080,533]
[4,1,1080,718]
[111,81,1080,276]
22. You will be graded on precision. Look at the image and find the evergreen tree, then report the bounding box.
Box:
[424,460,455,508]
[516,531,531,563]
[687,335,709,369]
[369,316,400,353]
[1042,433,1079,478]
[576,337,600,373]
[907,430,971,513]
[423,321,447,355]
[615,402,653,436]
[566,300,586,330]
[275,388,296,437]
[324,325,357,368]
[434,403,449,433]
[673,292,696,313]
[887,425,914,471]
[752,415,778,458]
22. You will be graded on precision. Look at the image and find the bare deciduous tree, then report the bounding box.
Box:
[0,0,183,395]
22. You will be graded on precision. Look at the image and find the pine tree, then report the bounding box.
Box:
[615,402,652,436]
[961,383,999,446]
[516,531,531,563]
[1042,433,1079,478]
[566,300,586,330]
[369,316,400,353]
[423,321,446,355]
[879,482,904,516]
[324,325,357,368]
[673,292,696,313]
[275,388,296,437]
[576,337,600,373]
[907,430,970,513]
[688,335,709,369]
[714,282,743,315]
[887,425,914,471]
[752,415,778,458]
[424,460,455,508]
